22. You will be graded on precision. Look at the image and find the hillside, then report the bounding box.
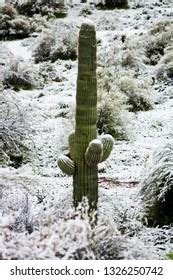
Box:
[0,0,172,259]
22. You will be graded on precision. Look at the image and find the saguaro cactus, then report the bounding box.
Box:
[58,21,113,211]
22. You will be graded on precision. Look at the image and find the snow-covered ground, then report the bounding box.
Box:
[0,0,173,259]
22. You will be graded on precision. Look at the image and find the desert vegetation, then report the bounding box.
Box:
[0,0,172,260]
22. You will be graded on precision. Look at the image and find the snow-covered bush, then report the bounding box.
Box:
[0,200,152,260]
[0,3,17,18]
[50,23,77,62]
[140,142,173,226]
[31,13,49,32]
[120,46,146,71]
[117,75,153,112]
[145,19,173,65]
[78,4,94,16]
[121,50,137,68]
[97,90,127,139]
[33,29,55,63]
[37,61,60,83]
[97,70,128,139]
[156,44,173,80]
[119,32,148,70]
[98,67,153,113]
[1,90,30,167]
[94,218,153,259]
[10,17,31,33]
[3,58,36,90]
[33,22,78,62]
[0,210,95,260]
[165,62,173,79]
[0,45,14,82]
[12,0,67,18]
[129,0,145,8]
[97,37,124,68]
[95,0,129,9]
[149,19,173,36]
[0,3,36,39]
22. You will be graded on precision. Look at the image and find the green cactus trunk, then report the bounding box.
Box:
[58,22,114,213]
[73,22,98,210]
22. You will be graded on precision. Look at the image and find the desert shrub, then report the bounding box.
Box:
[140,142,173,226]
[156,46,173,80]
[94,217,153,259]
[145,19,173,65]
[78,4,94,16]
[165,62,173,79]
[3,58,35,91]
[96,15,120,31]
[10,17,30,33]
[0,200,152,260]
[0,209,95,259]
[97,67,152,114]
[33,22,78,63]
[1,90,30,167]
[121,50,137,68]
[0,3,36,39]
[97,69,128,139]
[156,62,173,81]
[120,33,149,70]
[12,0,67,17]
[130,0,145,8]
[98,32,146,71]
[50,21,77,61]
[30,13,48,32]
[149,19,173,36]
[97,42,122,67]
[37,62,59,83]
[160,52,173,65]
[117,76,153,112]
[96,0,129,9]
[167,252,173,260]
[33,29,55,63]
[120,48,146,71]
[97,91,127,139]
[0,45,14,81]
[0,3,17,18]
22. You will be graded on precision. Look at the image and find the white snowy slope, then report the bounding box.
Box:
[0,0,173,259]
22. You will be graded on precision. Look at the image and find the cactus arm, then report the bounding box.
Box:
[100,134,114,162]
[85,139,103,167]
[57,155,75,175]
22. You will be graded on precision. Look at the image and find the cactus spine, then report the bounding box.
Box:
[58,21,114,212]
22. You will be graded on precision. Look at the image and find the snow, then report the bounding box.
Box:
[0,0,173,260]
[5,40,32,61]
